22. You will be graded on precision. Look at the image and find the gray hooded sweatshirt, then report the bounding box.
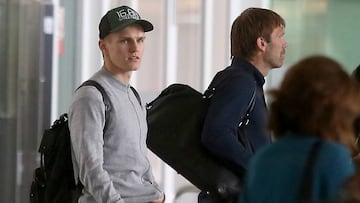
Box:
[69,68,163,203]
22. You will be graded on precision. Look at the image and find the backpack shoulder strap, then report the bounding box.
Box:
[204,68,257,127]
[299,140,323,202]
[130,86,142,106]
[239,82,256,127]
[77,80,112,129]
[203,69,227,98]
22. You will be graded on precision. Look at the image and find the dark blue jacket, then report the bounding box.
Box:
[201,58,272,174]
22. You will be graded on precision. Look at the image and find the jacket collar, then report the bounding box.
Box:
[231,58,265,86]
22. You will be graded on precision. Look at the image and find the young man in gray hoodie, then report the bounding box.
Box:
[69,5,164,203]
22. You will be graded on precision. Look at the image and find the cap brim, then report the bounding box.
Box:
[110,19,154,33]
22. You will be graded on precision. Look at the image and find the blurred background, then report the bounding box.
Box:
[1,0,360,202]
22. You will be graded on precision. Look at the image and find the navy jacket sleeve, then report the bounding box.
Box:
[201,73,256,171]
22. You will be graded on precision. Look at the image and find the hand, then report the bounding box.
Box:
[149,194,165,203]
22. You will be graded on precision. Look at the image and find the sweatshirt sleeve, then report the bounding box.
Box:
[69,87,124,203]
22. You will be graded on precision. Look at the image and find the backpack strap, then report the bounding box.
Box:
[130,86,142,106]
[77,80,112,130]
[204,69,257,127]
[203,69,228,98]
[238,82,256,127]
[299,140,323,202]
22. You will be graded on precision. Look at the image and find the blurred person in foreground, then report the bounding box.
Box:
[240,55,360,203]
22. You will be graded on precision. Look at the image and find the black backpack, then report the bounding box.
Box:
[146,69,256,202]
[29,80,112,203]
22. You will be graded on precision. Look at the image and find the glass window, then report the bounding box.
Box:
[272,0,360,72]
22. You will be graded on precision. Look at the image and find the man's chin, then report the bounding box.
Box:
[271,64,282,69]
[271,60,285,69]
[131,66,140,71]
[130,65,140,71]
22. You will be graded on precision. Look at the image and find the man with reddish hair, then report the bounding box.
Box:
[200,7,287,203]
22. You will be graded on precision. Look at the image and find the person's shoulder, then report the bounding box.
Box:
[319,141,354,170]
[72,82,104,104]
[220,68,255,89]
[321,141,351,156]
[319,141,355,182]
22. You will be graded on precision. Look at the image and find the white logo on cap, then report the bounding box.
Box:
[116,8,140,21]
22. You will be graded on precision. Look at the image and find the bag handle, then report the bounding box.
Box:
[204,69,257,127]
[238,83,256,127]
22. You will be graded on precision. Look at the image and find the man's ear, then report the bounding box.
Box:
[99,40,106,52]
[256,37,267,52]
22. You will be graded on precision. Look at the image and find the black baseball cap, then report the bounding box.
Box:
[99,5,154,39]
